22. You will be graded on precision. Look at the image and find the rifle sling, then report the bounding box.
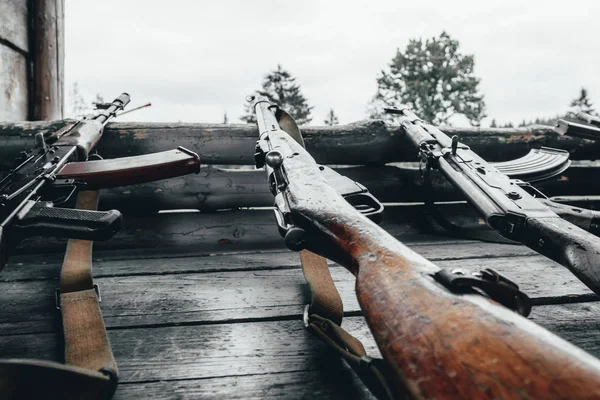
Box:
[0,190,118,399]
[300,250,395,400]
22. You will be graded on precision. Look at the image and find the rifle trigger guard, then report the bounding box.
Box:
[433,268,532,317]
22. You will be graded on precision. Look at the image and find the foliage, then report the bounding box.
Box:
[369,31,486,126]
[69,82,87,117]
[241,64,314,125]
[569,87,595,115]
[324,109,339,126]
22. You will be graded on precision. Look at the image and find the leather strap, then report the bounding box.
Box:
[300,250,343,325]
[300,249,394,400]
[0,190,117,399]
[60,190,118,381]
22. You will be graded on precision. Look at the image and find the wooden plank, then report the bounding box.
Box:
[30,0,64,120]
[11,205,475,256]
[528,302,600,356]
[1,120,598,166]
[0,317,379,384]
[2,241,539,282]
[0,0,29,53]
[0,253,593,335]
[2,303,600,398]
[91,162,600,212]
[115,370,376,400]
[0,45,28,121]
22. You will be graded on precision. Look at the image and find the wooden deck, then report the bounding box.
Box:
[1,203,599,399]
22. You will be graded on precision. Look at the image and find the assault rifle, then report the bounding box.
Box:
[555,112,600,141]
[249,95,600,399]
[384,106,600,298]
[0,93,200,268]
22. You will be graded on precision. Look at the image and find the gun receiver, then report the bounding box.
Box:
[386,106,600,297]
[251,96,383,251]
[250,97,600,399]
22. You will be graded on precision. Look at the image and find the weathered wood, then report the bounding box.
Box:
[0,0,29,53]
[30,0,64,120]
[1,120,599,166]
[92,161,600,212]
[0,45,28,121]
[115,370,376,400]
[2,304,600,399]
[0,253,593,335]
[111,303,600,398]
[10,205,475,257]
[2,242,540,282]
[0,318,379,384]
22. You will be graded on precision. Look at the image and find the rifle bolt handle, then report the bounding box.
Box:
[265,151,284,169]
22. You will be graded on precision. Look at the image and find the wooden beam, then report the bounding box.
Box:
[30,0,64,120]
[2,120,599,165]
[87,161,600,213]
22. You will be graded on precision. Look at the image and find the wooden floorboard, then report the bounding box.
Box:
[1,207,600,398]
[0,255,595,335]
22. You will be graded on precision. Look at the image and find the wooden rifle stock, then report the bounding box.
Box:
[273,127,600,399]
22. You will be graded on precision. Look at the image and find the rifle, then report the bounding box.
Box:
[249,95,600,399]
[0,93,200,268]
[382,106,600,298]
[555,118,600,141]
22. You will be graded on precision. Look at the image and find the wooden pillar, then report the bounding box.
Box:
[29,0,65,120]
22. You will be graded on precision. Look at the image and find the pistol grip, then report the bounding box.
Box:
[13,201,122,241]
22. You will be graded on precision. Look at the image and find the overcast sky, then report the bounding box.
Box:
[65,0,600,126]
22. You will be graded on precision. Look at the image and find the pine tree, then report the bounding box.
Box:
[490,119,497,128]
[69,82,87,117]
[368,31,486,126]
[223,112,229,124]
[569,88,595,115]
[324,109,339,126]
[241,64,314,125]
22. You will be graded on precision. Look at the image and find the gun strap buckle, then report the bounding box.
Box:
[55,284,101,310]
[434,268,532,317]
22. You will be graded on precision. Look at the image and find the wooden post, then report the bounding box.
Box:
[29,0,65,120]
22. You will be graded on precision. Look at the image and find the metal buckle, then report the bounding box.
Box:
[303,304,311,329]
[55,284,101,310]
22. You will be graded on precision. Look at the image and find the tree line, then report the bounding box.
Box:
[69,31,596,127]
[242,31,596,127]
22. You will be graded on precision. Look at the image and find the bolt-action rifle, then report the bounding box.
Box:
[249,95,600,399]
[0,93,200,268]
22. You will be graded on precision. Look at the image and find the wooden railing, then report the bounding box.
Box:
[1,119,599,213]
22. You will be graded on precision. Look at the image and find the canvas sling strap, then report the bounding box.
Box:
[300,250,396,400]
[0,190,118,400]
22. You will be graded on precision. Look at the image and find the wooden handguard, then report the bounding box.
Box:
[274,130,600,399]
[56,147,200,189]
